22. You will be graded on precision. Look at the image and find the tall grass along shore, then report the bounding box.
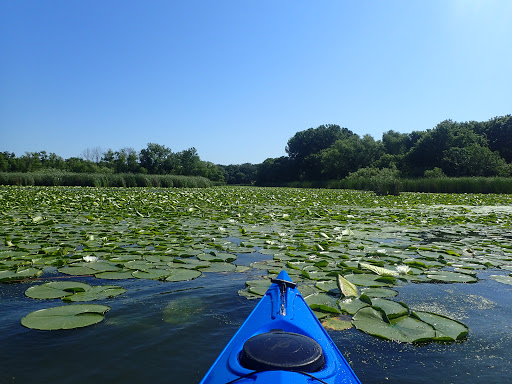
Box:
[0,171,212,188]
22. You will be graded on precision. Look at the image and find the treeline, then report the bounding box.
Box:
[256,115,512,185]
[2,115,511,190]
[0,143,225,183]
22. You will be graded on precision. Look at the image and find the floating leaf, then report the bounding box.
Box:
[338,297,370,315]
[322,315,353,331]
[360,262,399,277]
[337,274,359,297]
[427,270,478,283]
[489,274,512,286]
[413,311,468,341]
[25,281,90,300]
[246,279,271,296]
[21,304,110,330]
[0,267,43,282]
[62,285,126,302]
[344,273,395,287]
[58,266,96,276]
[201,263,236,273]
[165,268,202,282]
[94,270,134,280]
[362,288,398,298]
[132,269,170,280]
[370,298,409,319]
[305,293,341,314]
[352,307,436,343]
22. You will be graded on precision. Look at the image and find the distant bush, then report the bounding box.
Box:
[424,167,446,178]
[341,167,402,196]
[0,171,212,188]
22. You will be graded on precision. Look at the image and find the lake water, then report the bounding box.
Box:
[2,247,512,384]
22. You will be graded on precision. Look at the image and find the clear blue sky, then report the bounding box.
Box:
[1,1,511,165]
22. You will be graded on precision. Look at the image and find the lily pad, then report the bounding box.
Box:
[21,304,110,330]
[246,279,272,296]
[322,315,353,331]
[94,270,135,280]
[362,288,398,298]
[25,281,90,300]
[0,267,43,282]
[352,307,436,343]
[370,298,409,319]
[344,273,396,287]
[132,269,170,280]
[201,263,236,273]
[305,293,341,314]
[337,274,359,297]
[165,268,202,282]
[338,297,370,315]
[62,285,126,302]
[489,274,512,286]
[427,270,478,283]
[413,311,468,341]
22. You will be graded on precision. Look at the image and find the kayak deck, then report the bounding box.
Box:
[199,271,361,384]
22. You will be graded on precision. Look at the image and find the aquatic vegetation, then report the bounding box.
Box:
[21,304,110,330]
[1,186,512,336]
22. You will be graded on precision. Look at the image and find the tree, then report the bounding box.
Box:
[139,143,173,174]
[81,147,104,163]
[256,157,295,185]
[285,124,355,180]
[477,115,512,163]
[442,145,507,177]
[382,130,413,156]
[405,120,488,176]
[321,134,384,179]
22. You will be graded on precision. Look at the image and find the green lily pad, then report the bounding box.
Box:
[315,280,340,295]
[21,304,110,330]
[305,293,341,314]
[201,263,236,273]
[362,288,399,298]
[489,274,512,285]
[62,285,126,302]
[338,297,370,315]
[246,279,272,296]
[413,311,468,341]
[94,270,135,280]
[25,281,90,299]
[132,268,170,280]
[165,268,202,282]
[58,266,96,276]
[337,274,359,297]
[352,307,436,343]
[0,267,43,282]
[427,270,478,283]
[344,273,396,287]
[371,298,409,319]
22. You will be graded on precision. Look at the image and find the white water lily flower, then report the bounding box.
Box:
[83,255,98,263]
[218,227,226,232]
[396,265,411,275]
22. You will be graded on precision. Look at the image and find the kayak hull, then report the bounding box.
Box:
[200,271,361,384]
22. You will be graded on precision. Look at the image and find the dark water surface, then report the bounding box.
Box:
[1,265,512,383]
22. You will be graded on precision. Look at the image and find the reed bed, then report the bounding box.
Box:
[0,172,212,188]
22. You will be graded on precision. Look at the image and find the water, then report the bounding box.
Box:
[1,268,512,383]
